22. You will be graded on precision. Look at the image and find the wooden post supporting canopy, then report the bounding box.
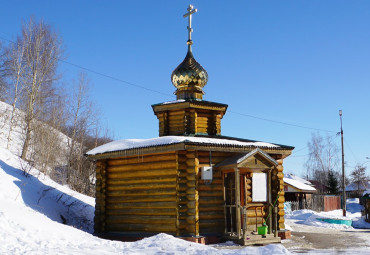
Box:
[268,168,272,234]
[234,167,241,239]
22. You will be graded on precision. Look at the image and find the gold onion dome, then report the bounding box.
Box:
[171,50,208,100]
[171,4,207,100]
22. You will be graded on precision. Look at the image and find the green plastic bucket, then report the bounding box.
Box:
[258,225,268,235]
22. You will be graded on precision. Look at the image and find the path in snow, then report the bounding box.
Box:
[283,219,370,253]
[282,202,370,254]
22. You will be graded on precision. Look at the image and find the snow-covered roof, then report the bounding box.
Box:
[345,181,370,191]
[284,173,313,186]
[160,99,185,105]
[86,136,287,156]
[284,177,317,192]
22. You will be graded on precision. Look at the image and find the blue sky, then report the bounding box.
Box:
[1,1,370,177]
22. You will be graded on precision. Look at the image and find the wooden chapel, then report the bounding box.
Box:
[86,5,294,245]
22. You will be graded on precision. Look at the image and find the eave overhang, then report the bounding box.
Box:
[86,140,293,161]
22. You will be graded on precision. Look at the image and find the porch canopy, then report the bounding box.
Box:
[215,148,279,240]
[215,148,278,170]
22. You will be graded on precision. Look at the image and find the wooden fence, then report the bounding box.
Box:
[285,195,341,213]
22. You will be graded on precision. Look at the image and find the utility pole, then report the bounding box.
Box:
[339,110,346,216]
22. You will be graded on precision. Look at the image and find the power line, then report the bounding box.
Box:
[0,36,174,99]
[58,59,174,99]
[0,35,337,133]
[228,110,337,133]
[344,138,359,163]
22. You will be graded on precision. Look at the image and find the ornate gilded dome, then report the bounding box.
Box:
[171,50,208,89]
[171,50,208,100]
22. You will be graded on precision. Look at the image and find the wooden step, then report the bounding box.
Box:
[224,233,281,246]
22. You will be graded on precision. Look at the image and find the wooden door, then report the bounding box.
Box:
[223,172,236,234]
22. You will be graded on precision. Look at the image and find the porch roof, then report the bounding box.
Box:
[215,148,278,169]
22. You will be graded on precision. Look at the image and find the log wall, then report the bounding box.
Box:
[197,151,232,234]
[94,149,288,237]
[96,152,179,235]
[154,108,223,136]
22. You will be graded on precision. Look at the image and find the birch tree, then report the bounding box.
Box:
[305,133,340,189]
[18,17,62,160]
[2,35,26,149]
[65,72,97,194]
[351,164,368,193]
[0,43,9,101]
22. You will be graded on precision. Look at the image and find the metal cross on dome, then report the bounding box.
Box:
[183,5,197,45]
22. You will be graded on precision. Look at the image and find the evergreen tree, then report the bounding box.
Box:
[327,170,339,194]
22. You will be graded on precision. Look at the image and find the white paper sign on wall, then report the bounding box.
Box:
[252,172,267,202]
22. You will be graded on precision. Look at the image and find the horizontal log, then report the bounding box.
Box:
[199,206,224,212]
[199,221,224,228]
[198,191,223,197]
[106,215,176,225]
[168,117,185,123]
[106,201,177,209]
[107,161,177,172]
[108,153,176,166]
[105,189,176,197]
[106,176,177,185]
[198,198,224,204]
[106,223,176,233]
[168,123,185,129]
[107,195,177,203]
[198,214,224,220]
[196,124,209,128]
[198,185,223,191]
[106,182,176,191]
[168,111,185,116]
[106,208,177,216]
[168,129,184,133]
[198,157,229,164]
[196,121,210,125]
[107,168,177,179]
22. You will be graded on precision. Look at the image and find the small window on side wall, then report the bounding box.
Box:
[252,172,267,202]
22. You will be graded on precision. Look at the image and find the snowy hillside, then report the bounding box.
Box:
[0,101,69,168]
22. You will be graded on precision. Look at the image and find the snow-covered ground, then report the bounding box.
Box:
[283,199,370,254]
[0,100,369,254]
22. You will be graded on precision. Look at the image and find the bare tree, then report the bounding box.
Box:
[32,91,68,174]
[305,132,340,190]
[0,42,9,102]
[17,17,62,160]
[64,72,99,195]
[2,34,26,149]
[350,164,368,193]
